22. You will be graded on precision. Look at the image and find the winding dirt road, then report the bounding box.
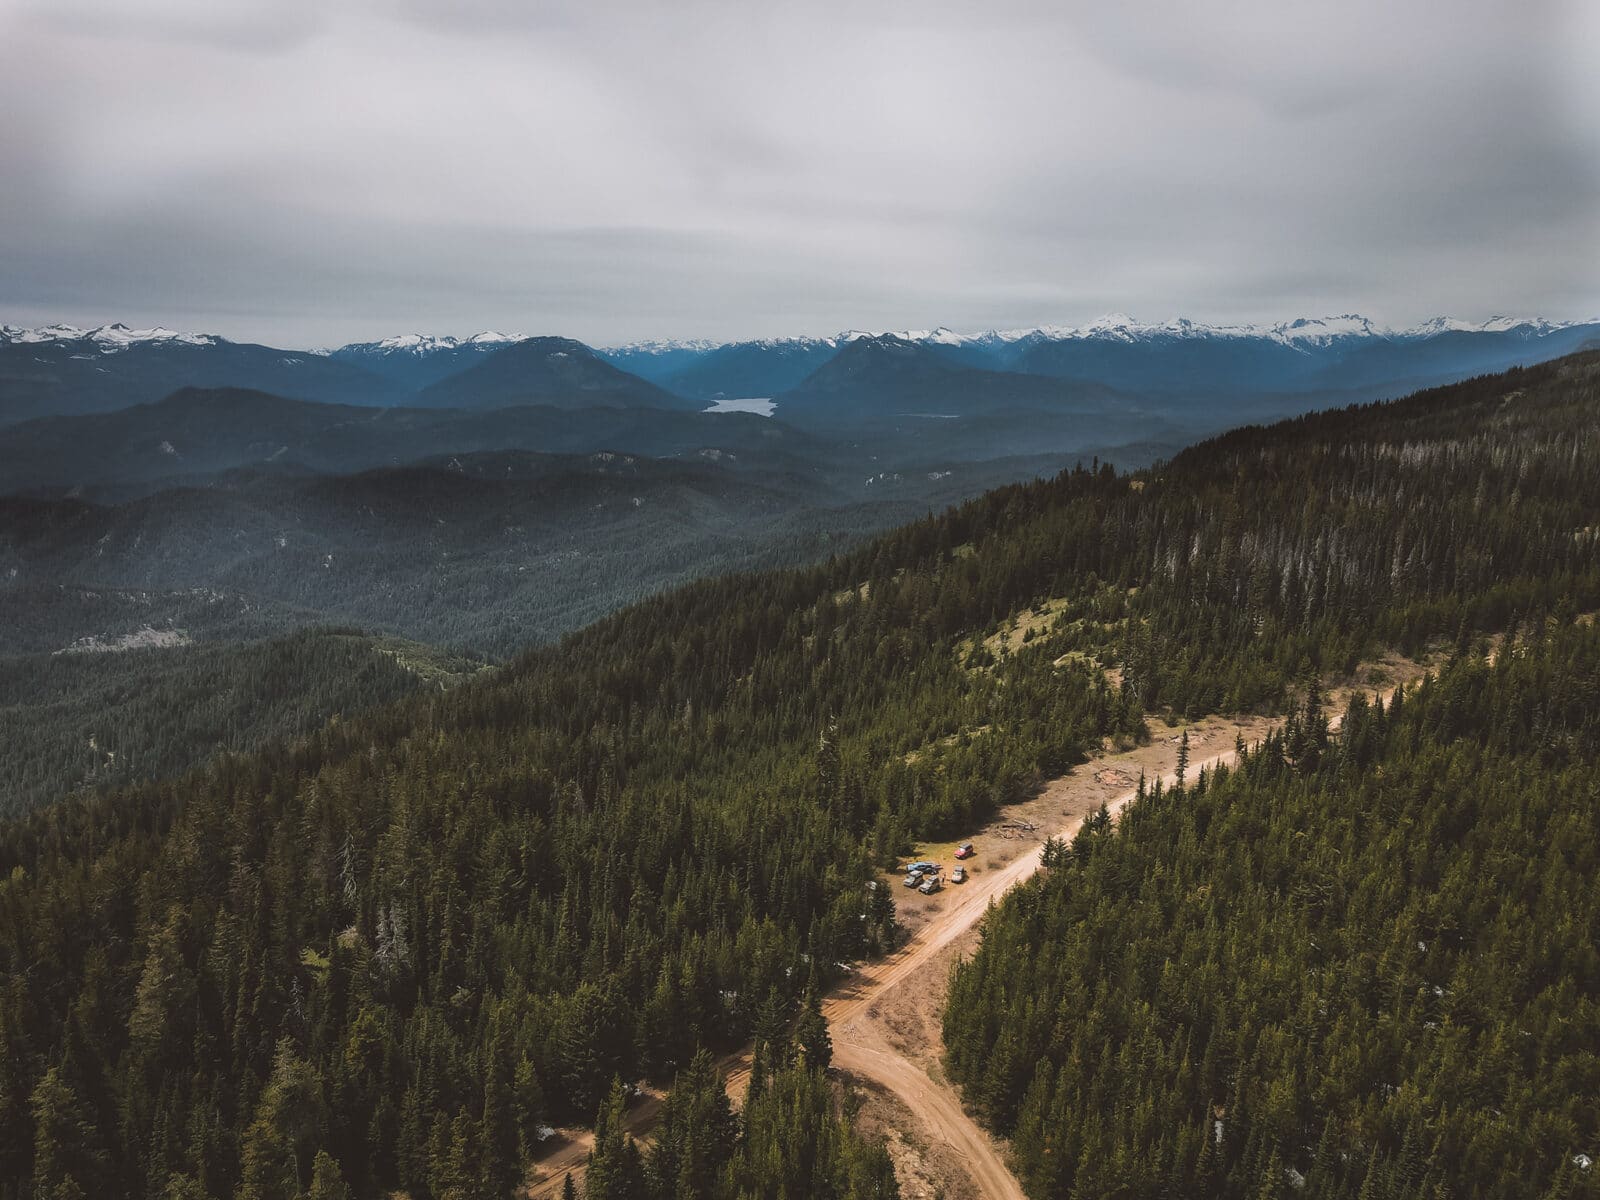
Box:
[528,659,1422,1198]
[526,722,1257,1198]
[830,725,1267,1199]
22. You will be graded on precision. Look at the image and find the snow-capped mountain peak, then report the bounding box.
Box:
[1408,315,1571,338]
[0,322,88,344]
[887,326,967,346]
[374,333,442,351]
[0,323,222,351]
[1268,314,1382,344]
[347,331,525,355]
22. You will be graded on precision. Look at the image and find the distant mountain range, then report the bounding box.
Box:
[600,314,1600,400]
[3,313,1596,438]
[0,324,401,423]
[778,333,1132,421]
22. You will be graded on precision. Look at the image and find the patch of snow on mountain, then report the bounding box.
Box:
[704,397,775,416]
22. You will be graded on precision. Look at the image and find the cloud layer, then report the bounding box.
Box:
[1,0,1595,346]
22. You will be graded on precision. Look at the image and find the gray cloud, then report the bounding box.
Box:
[0,0,1595,346]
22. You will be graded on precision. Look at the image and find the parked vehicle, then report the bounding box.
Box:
[950,866,966,883]
[900,860,938,875]
[954,841,974,860]
[918,874,942,895]
[903,873,921,887]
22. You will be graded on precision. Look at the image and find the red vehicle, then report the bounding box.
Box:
[954,841,974,860]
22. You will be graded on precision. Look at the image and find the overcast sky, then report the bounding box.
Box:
[1,0,1596,347]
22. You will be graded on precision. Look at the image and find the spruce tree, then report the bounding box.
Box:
[481,1018,520,1199]
[29,1067,107,1200]
[794,987,832,1071]
[584,1078,644,1200]
[306,1152,351,1200]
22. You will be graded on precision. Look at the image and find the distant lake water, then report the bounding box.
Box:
[704,398,775,416]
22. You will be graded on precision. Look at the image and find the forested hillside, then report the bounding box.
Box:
[0,387,827,496]
[0,392,1097,662]
[944,621,1600,1199]
[0,631,484,818]
[1,453,879,658]
[1,353,1596,1200]
[0,446,1076,662]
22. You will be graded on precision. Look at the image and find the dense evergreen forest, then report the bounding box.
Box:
[1,353,1596,1200]
[944,621,1600,1199]
[0,456,901,659]
[0,631,484,818]
[573,1042,899,1200]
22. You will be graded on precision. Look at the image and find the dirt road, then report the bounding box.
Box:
[528,657,1426,1198]
[526,717,1261,1198]
[833,721,1263,1198]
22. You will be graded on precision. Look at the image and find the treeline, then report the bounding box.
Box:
[944,619,1600,1199]
[0,354,1596,1200]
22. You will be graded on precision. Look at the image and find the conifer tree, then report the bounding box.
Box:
[29,1067,107,1200]
[513,1058,546,1162]
[648,1050,735,1200]
[481,1026,520,1199]
[306,1152,351,1200]
[236,1042,328,1200]
[795,987,832,1071]
[584,1078,644,1200]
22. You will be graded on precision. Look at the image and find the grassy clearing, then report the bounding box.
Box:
[956,594,1127,689]
[883,835,983,883]
[956,597,1073,669]
[367,635,489,688]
